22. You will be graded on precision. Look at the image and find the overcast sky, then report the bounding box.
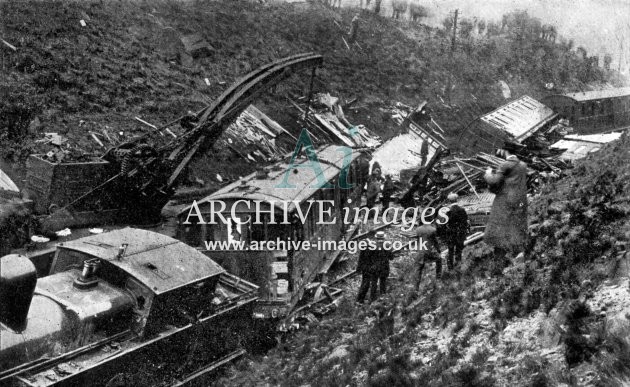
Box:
[339,0,630,73]
[425,0,629,66]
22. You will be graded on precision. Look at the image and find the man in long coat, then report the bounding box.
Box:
[484,151,528,262]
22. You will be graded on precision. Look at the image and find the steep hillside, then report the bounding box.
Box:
[2,2,630,385]
[216,133,630,386]
[1,0,619,175]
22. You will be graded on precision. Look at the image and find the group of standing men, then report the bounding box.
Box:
[365,162,395,211]
[355,148,529,304]
[356,194,469,304]
[356,231,393,303]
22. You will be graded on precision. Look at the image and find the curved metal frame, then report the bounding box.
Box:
[42,54,324,230]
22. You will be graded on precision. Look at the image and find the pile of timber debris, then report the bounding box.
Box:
[289,93,381,148]
[387,98,626,232]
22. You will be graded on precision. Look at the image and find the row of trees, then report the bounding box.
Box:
[442,10,557,42]
[439,10,612,87]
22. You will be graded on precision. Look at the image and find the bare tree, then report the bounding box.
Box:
[409,1,428,23]
[392,0,408,20]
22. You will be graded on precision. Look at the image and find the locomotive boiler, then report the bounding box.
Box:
[0,228,258,386]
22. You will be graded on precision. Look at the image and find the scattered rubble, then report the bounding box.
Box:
[289,93,381,148]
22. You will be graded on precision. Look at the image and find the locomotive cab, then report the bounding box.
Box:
[0,228,243,380]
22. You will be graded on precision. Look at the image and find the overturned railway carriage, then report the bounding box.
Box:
[541,87,630,134]
[0,228,258,386]
[457,96,558,156]
[178,145,366,319]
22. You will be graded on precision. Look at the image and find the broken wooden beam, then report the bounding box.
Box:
[455,161,481,199]
[135,116,164,136]
[1,38,16,51]
[90,133,104,148]
[341,37,350,50]
[452,157,485,173]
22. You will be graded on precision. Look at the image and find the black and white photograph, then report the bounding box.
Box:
[1,0,630,385]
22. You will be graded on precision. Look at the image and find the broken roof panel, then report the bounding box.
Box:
[560,87,630,102]
[564,132,623,144]
[551,131,623,161]
[182,145,362,214]
[217,105,289,162]
[550,139,603,161]
[290,93,381,149]
[246,105,286,137]
[371,126,439,180]
[480,95,557,141]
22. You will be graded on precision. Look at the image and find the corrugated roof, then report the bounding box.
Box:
[561,87,630,102]
[183,145,361,213]
[480,95,557,141]
[60,228,225,295]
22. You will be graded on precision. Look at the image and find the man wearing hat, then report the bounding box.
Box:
[356,231,392,303]
[443,193,469,270]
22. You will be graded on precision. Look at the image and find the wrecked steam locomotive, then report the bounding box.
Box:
[0,228,258,386]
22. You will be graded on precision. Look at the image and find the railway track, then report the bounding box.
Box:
[171,349,247,387]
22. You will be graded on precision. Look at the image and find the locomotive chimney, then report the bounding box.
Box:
[116,243,128,260]
[0,254,37,332]
[73,258,100,290]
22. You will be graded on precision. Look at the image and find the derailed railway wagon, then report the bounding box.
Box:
[0,228,258,386]
[456,95,558,156]
[177,145,367,320]
[541,87,630,134]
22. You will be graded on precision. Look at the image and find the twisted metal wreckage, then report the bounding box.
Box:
[1,51,630,386]
[0,54,332,386]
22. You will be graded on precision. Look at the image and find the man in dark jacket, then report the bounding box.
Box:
[356,232,391,303]
[444,193,469,270]
[366,176,381,209]
[356,241,377,304]
[373,231,393,295]
[381,175,395,210]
